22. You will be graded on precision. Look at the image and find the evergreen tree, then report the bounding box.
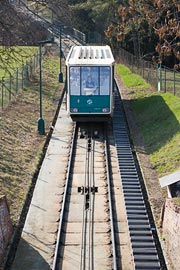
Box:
[68,0,119,42]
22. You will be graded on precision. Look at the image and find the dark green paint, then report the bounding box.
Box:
[70,95,110,113]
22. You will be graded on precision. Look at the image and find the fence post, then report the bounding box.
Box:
[160,64,162,91]
[22,63,24,89]
[132,55,134,73]
[138,58,141,75]
[33,53,36,70]
[37,51,39,68]
[131,54,133,72]
[164,66,166,93]
[147,62,150,83]
[26,61,28,82]
[30,59,33,77]
[156,64,158,90]
[9,74,12,101]
[1,77,4,109]
[16,68,19,93]
[173,70,176,96]
[157,64,162,91]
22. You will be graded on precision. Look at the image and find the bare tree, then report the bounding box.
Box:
[22,0,71,26]
[0,0,71,73]
[0,0,50,45]
[105,0,180,68]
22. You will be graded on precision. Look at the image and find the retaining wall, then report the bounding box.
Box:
[0,195,13,265]
[162,199,180,270]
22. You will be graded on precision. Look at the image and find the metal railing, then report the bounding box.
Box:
[115,48,180,97]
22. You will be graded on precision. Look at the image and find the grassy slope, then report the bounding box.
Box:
[0,46,38,78]
[0,45,63,224]
[116,64,180,177]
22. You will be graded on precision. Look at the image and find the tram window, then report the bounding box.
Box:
[100,67,110,95]
[81,67,99,96]
[69,67,80,95]
[69,66,111,96]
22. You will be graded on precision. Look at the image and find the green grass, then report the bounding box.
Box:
[116,64,151,99]
[116,64,180,177]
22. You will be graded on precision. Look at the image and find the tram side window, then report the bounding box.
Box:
[81,67,99,96]
[100,67,110,95]
[69,67,80,95]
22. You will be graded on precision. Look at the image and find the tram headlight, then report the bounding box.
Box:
[102,108,110,113]
[71,108,78,113]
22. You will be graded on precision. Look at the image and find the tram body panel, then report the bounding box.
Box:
[70,95,111,114]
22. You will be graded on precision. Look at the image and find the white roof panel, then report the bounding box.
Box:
[66,45,115,66]
[159,170,180,187]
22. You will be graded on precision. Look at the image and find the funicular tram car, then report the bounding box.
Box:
[66,45,115,121]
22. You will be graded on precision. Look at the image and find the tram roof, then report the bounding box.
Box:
[66,45,115,66]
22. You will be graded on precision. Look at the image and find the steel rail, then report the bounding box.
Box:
[80,130,96,270]
[80,127,104,270]
[104,127,118,270]
[80,135,89,270]
[88,133,95,270]
[88,135,92,270]
[51,122,77,270]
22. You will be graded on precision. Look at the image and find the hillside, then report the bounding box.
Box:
[0,45,64,225]
[115,64,180,224]
[0,1,49,46]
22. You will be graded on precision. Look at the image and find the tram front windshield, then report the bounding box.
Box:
[69,66,110,96]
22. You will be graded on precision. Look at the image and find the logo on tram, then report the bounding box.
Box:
[87,99,93,105]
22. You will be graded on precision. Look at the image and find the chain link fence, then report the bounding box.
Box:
[115,48,180,97]
[0,49,44,110]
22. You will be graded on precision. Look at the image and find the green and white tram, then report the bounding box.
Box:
[66,45,115,122]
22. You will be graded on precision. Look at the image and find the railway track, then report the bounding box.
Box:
[52,122,117,270]
[50,84,164,270]
[4,9,165,265]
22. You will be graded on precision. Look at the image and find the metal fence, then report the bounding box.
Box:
[115,48,180,97]
[0,50,40,110]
